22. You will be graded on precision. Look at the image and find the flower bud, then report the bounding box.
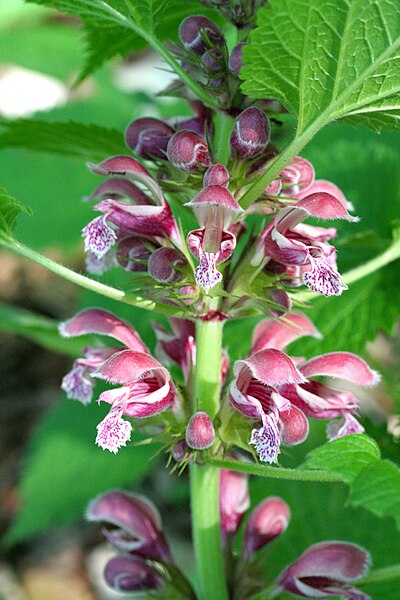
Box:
[186,411,215,450]
[148,247,187,283]
[203,163,229,187]
[244,497,290,557]
[220,469,250,542]
[230,107,270,160]
[167,130,211,173]
[104,555,164,592]
[201,48,224,72]
[178,284,200,305]
[125,117,174,160]
[171,439,191,462]
[268,289,291,318]
[179,15,225,55]
[277,541,371,599]
[228,42,244,75]
[116,236,156,272]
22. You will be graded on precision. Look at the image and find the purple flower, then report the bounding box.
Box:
[219,469,250,543]
[60,308,177,453]
[230,107,271,160]
[82,155,180,264]
[263,192,358,296]
[229,348,309,463]
[104,555,164,592]
[167,130,211,173]
[244,496,290,558]
[186,185,242,293]
[277,541,371,599]
[86,490,172,562]
[251,313,379,441]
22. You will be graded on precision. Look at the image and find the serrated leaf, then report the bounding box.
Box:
[0,119,126,161]
[301,434,381,483]
[5,399,160,544]
[350,460,400,528]
[242,0,400,134]
[0,187,31,240]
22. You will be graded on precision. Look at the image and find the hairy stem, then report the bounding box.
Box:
[360,564,400,586]
[207,458,342,482]
[190,318,228,600]
[0,238,187,317]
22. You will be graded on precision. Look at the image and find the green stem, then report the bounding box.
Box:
[360,564,400,586]
[190,464,228,600]
[142,33,220,111]
[239,124,319,209]
[0,238,187,317]
[207,458,342,482]
[190,318,228,600]
[195,318,223,417]
[214,112,235,165]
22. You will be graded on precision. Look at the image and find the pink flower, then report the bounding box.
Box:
[82,156,180,265]
[229,348,309,463]
[244,496,290,558]
[60,308,177,453]
[186,185,242,293]
[277,541,371,599]
[263,192,358,296]
[86,490,171,562]
[60,308,148,405]
[104,555,164,593]
[251,313,380,440]
[219,469,250,543]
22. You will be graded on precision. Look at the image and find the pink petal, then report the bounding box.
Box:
[59,308,148,353]
[86,489,162,538]
[187,229,236,264]
[281,541,370,581]
[250,414,281,463]
[95,349,169,385]
[87,177,151,205]
[244,496,290,555]
[235,349,306,386]
[280,405,309,445]
[297,192,358,222]
[297,179,351,210]
[87,155,151,178]
[82,215,117,258]
[251,312,321,353]
[219,469,250,539]
[303,255,348,297]
[95,410,132,453]
[194,249,222,293]
[300,353,380,386]
[327,413,365,440]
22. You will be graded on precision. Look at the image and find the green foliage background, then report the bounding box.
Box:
[0,1,400,597]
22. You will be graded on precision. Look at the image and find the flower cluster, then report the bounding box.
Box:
[60,306,378,462]
[87,478,371,599]
[219,469,371,600]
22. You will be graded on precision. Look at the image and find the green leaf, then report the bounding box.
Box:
[301,434,381,483]
[351,460,400,528]
[0,187,31,240]
[0,119,126,161]
[301,435,400,529]
[0,301,90,356]
[242,0,400,134]
[5,399,160,544]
